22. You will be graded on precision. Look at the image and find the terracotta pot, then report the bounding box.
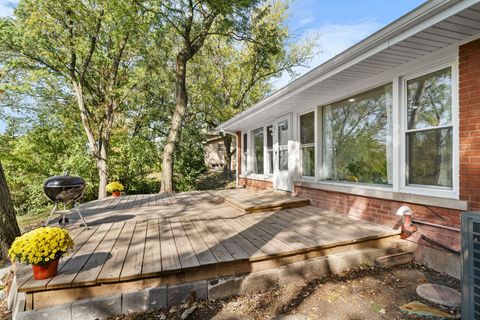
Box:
[32,259,59,280]
[112,191,121,197]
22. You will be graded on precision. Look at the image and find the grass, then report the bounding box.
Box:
[16,210,50,232]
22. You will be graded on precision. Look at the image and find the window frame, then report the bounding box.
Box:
[298,110,316,180]
[319,82,394,188]
[311,58,458,199]
[399,60,459,198]
[252,126,265,175]
[242,132,248,175]
[265,125,274,176]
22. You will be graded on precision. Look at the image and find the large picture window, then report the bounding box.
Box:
[300,112,315,177]
[252,127,264,174]
[323,83,393,185]
[406,67,452,188]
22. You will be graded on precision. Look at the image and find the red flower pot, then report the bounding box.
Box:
[32,259,59,280]
[112,191,121,197]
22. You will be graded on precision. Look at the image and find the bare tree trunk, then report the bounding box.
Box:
[161,55,188,193]
[0,162,21,259]
[221,134,234,179]
[97,142,108,199]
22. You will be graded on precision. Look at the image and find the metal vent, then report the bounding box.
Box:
[462,212,480,320]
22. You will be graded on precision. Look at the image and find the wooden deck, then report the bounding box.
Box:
[13,189,400,310]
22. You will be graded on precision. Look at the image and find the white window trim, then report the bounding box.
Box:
[318,82,394,189]
[312,58,459,200]
[251,126,265,175]
[265,124,274,177]
[399,60,459,199]
[242,132,249,175]
[298,109,316,180]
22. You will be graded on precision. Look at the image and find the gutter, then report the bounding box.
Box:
[218,0,471,131]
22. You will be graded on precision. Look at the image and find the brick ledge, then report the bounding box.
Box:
[294,181,468,211]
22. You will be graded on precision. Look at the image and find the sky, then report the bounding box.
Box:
[0,0,426,132]
[273,0,426,88]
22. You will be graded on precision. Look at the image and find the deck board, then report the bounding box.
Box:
[72,221,125,286]
[19,226,100,291]
[221,215,281,256]
[47,223,112,289]
[189,217,235,263]
[203,218,250,260]
[179,218,217,266]
[142,219,163,277]
[170,218,200,269]
[96,221,136,282]
[160,219,182,271]
[213,216,266,259]
[120,221,148,280]
[19,190,400,294]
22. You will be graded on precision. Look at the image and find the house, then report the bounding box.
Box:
[218,0,480,275]
[204,133,236,171]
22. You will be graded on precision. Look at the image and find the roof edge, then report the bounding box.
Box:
[218,0,472,132]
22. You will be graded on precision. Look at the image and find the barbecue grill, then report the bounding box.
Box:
[43,172,89,228]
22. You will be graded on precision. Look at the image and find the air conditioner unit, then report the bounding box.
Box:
[462,212,480,320]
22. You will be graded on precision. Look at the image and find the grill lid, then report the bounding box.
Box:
[44,172,85,188]
[43,172,86,203]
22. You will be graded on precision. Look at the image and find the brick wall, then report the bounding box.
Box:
[239,177,273,190]
[294,185,461,251]
[233,39,479,254]
[459,38,480,211]
[292,39,480,253]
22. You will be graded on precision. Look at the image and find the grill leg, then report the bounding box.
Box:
[44,203,58,227]
[73,203,89,229]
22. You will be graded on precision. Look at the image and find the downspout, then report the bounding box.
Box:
[219,127,239,189]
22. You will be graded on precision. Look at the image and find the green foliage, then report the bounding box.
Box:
[173,123,207,192]
[0,0,317,218]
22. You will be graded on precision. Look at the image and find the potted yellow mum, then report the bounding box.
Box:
[9,227,74,280]
[106,181,124,197]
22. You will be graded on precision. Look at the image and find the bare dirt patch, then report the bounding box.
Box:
[111,263,460,320]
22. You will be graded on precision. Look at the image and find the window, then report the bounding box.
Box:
[300,112,315,177]
[252,127,264,174]
[406,67,452,188]
[278,120,289,170]
[242,133,248,174]
[323,83,393,185]
[266,125,274,174]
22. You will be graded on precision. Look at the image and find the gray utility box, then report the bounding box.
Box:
[462,211,480,320]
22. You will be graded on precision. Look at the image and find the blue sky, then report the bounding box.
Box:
[273,0,426,88]
[0,0,426,132]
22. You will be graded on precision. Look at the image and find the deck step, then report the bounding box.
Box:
[221,192,310,213]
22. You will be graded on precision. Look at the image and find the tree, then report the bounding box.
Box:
[140,0,263,193]
[192,1,316,177]
[0,161,21,259]
[1,0,152,198]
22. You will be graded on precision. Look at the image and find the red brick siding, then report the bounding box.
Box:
[295,185,461,251]
[291,39,480,252]
[239,177,273,190]
[459,38,480,211]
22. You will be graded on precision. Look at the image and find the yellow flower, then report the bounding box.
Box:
[106,181,124,193]
[8,227,74,266]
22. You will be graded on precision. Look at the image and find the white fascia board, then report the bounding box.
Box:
[218,0,479,132]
